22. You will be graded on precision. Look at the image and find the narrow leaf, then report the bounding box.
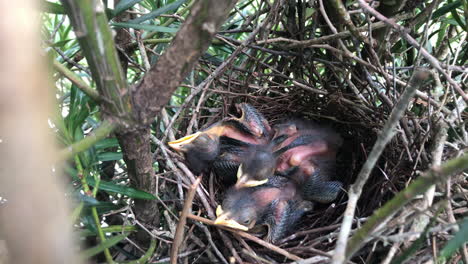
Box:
[87,178,157,200]
[112,22,178,33]
[97,152,123,161]
[42,1,66,14]
[433,0,462,19]
[450,9,466,30]
[95,138,119,150]
[81,234,128,258]
[80,225,137,237]
[128,0,187,24]
[439,217,468,260]
[113,0,144,16]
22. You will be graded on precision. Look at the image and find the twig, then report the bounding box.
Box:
[380,228,403,264]
[331,70,429,264]
[161,0,282,142]
[53,60,101,102]
[255,14,412,47]
[241,249,274,264]
[329,0,369,44]
[51,44,91,75]
[151,249,200,264]
[186,214,303,261]
[357,0,468,102]
[411,119,448,234]
[170,177,201,264]
[345,153,468,260]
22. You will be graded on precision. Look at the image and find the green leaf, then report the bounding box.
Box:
[80,225,137,237]
[51,39,73,48]
[81,214,98,234]
[450,8,466,30]
[433,0,462,20]
[113,0,144,16]
[97,152,123,161]
[128,0,187,24]
[436,22,450,47]
[81,234,128,258]
[111,22,179,33]
[42,1,66,14]
[439,217,468,260]
[87,178,157,200]
[75,192,100,206]
[95,138,119,150]
[83,202,123,215]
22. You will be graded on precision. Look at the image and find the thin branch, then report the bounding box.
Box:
[357,0,468,102]
[53,59,101,102]
[170,177,201,264]
[330,0,369,44]
[187,214,302,261]
[133,0,239,125]
[60,0,132,123]
[254,14,412,47]
[121,239,157,264]
[161,0,283,142]
[345,153,468,260]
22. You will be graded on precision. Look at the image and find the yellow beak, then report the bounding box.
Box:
[235,175,268,188]
[214,205,249,231]
[167,132,201,151]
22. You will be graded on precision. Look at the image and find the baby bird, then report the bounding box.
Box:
[214,176,312,243]
[212,135,289,186]
[232,134,289,188]
[234,118,342,192]
[233,103,271,139]
[274,119,343,203]
[168,103,270,174]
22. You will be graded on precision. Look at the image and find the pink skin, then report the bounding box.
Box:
[253,188,281,208]
[276,142,328,172]
[248,121,263,138]
[218,126,265,145]
[252,183,297,209]
[274,133,300,151]
[274,200,287,222]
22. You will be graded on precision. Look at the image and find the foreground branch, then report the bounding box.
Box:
[60,0,132,124]
[170,177,201,264]
[346,153,468,259]
[0,0,79,262]
[332,71,428,264]
[133,0,239,125]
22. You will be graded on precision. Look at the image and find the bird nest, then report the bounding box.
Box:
[147,49,467,263]
[145,3,467,261]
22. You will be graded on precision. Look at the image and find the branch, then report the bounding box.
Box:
[161,0,284,143]
[132,0,239,125]
[331,70,429,264]
[53,59,101,102]
[330,0,369,44]
[255,13,412,47]
[357,0,468,102]
[170,177,201,264]
[187,214,302,261]
[60,0,133,125]
[345,153,468,259]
